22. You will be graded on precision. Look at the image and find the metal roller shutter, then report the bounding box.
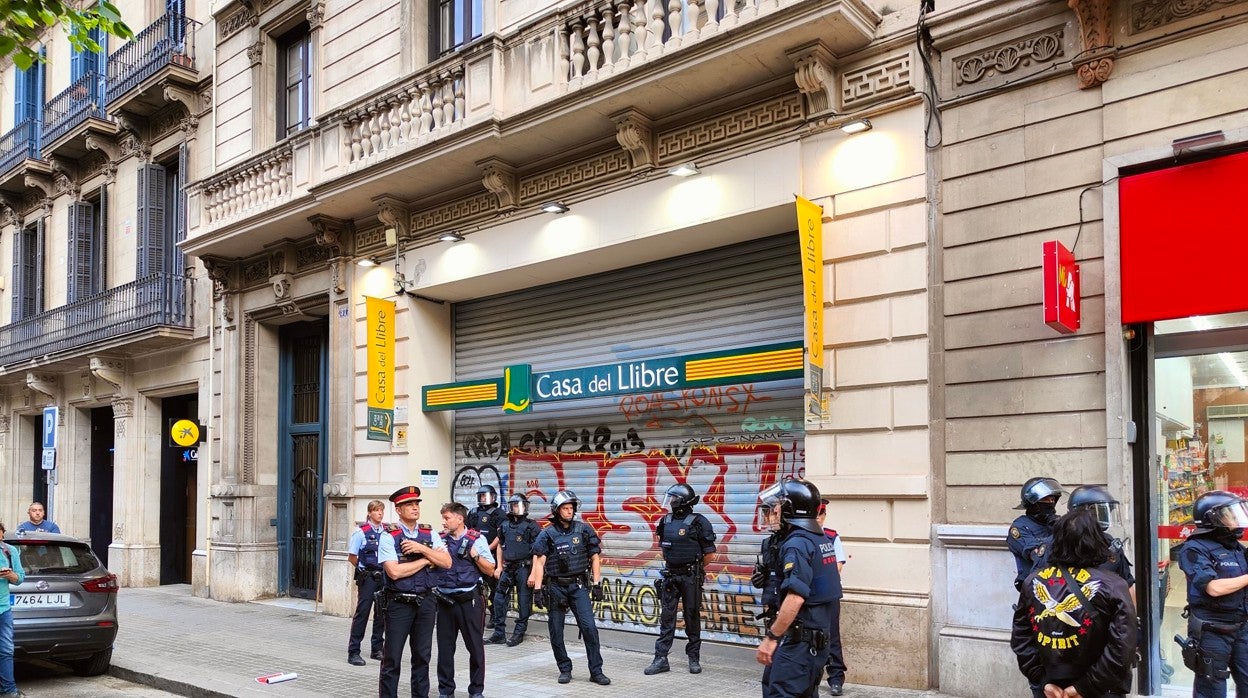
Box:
[452,232,805,644]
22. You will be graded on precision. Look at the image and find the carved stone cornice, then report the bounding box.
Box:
[309,214,352,253]
[111,397,134,418]
[50,157,80,198]
[25,373,59,400]
[788,41,836,116]
[247,40,264,68]
[201,255,237,298]
[85,133,122,174]
[478,158,519,211]
[1068,0,1116,89]
[24,171,55,199]
[89,357,126,391]
[1130,0,1245,33]
[612,109,655,172]
[163,82,201,129]
[271,272,293,302]
[307,0,326,29]
[373,195,410,240]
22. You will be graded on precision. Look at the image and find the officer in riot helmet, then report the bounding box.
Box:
[755,477,839,698]
[1008,477,1067,590]
[1066,485,1135,603]
[1177,490,1248,698]
[532,490,611,686]
[467,484,506,627]
[487,493,541,647]
[643,483,717,676]
[751,489,785,648]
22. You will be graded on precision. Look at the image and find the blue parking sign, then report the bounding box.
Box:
[42,406,57,450]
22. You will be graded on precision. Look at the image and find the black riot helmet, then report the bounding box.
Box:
[477,484,498,507]
[507,493,529,518]
[1014,477,1066,510]
[755,477,822,534]
[550,490,580,519]
[1195,490,1248,531]
[662,483,700,514]
[1067,485,1120,532]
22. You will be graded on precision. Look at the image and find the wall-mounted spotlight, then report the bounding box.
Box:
[357,257,380,267]
[840,118,872,135]
[438,231,465,242]
[667,162,700,177]
[541,202,569,214]
[1172,130,1226,155]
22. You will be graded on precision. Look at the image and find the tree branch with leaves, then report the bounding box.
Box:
[0,0,132,70]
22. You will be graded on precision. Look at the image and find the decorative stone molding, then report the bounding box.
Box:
[329,259,346,294]
[119,130,150,163]
[247,40,264,68]
[519,151,631,203]
[24,171,54,199]
[374,195,410,240]
[271,272,294,301]
[111,397,134,418]
[306,0,326,29]
[1068,0,1116,89]
[280,300,304,316]
[952,28,1063,86]
[0,415,9,434]
[1130,0,1244,32]
[89,357,126,391]
[80,369,93,399]
[612,109,655,172]
[50,157,80,198]
[243,317,256,483]
[479,158,519,211]
[220,8,256,39]
[411,193,497,236]
[241,257,271,285]
[656,93,804,162]
[163,83,200,126]
[25,373,58,400]
[309,214,351,254]
[201,256,237,298]
[842,52,914,107]
[296,241,333,269]
[211,484,247,497]
[323,481,350,497]
[788,42,836,116]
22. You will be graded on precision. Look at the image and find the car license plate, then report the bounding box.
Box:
[11,593,70,608]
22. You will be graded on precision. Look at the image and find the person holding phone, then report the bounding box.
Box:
[0,521,27,698]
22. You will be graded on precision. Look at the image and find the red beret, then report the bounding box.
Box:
[389,486,422,504]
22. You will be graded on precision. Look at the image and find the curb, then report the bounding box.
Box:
[110,663,237,698]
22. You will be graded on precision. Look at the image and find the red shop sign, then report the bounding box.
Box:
[1043,240,1080,334]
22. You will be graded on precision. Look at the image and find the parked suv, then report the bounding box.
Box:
[3,532,118,676]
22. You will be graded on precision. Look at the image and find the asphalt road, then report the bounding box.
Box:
[15,660,176,696]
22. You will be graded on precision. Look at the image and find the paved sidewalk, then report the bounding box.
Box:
[112,585,953,698]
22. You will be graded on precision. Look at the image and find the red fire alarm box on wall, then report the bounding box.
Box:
[1043,240,1080,334]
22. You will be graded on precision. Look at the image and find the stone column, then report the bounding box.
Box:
[108,395,161,587]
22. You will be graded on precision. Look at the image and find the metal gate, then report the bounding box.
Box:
[451,233,804,643]
[278,321,328,598]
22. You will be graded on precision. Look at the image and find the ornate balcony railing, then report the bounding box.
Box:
[0,120,40,177]
[42,71,106,146]
[340,59,468,169]
[0,273,193,366]
[106,12,198,105]
[201,144,294,225]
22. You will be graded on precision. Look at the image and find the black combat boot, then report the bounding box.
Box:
[347,652,366,666]
[688,657,702,674]
[506,633,525,647]
[643,656,670,675]
[484,630,506,644]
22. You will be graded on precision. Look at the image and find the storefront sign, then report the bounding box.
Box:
[423,341,803,412]
[1042,240,1080,334]
[366,296,395,441]
[796,196,826,424]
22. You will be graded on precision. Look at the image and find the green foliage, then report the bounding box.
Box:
[0,0,132,70]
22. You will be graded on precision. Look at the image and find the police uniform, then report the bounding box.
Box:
[652,510,716,665]
[821,527,847,692]
[377,487,447,698]
[347,521,388,660]
[467,501,505,624]
[762,526,839,698]
[533,517,608,682]
[492,513,540,643]
[1008,514,1055,591]
[1179,532,1248,697]
[434,526,494,698]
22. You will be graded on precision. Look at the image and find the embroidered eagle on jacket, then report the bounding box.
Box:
[1032,577,1102,627]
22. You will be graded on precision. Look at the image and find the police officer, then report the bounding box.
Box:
[346,499,389,666]
[1178,490,1248,698]
[434,501,495,698]
[755,477,838,698]
[468,484,506,628]
[532,490,611,686]
[644,483,717,676]
[1009,477,1066,590]
[377,486,452,698]
[816,498,847,696]
[1065,485,1136,602]
[488,493,540,647]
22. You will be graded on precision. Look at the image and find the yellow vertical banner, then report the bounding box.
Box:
[366,296,396,441]
[796,196,825,425]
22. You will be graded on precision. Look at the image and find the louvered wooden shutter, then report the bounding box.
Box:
[34,218,45,313]
[66,201,95,302]
[173,144,187,276]
[11,227,30,320]
[137,164,167,278]
[98,185,109,294]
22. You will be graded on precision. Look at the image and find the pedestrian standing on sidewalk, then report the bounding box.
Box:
[434,502,495,698]
[532,490,612,686]
[755,478,838,698]
[346,499,389,666]
[644,483,716,676]
[1009,477,1066,698]
[467,485,506,629]
[816,498,847,696]
[0,522,27,698]
[378,486,452,698]
[487,493,540,647]
[16,502,60,534]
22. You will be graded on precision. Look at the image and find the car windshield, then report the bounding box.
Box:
[9,541,99,575]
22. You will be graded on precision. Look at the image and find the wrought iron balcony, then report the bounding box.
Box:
[0,120,40,178]
[106,12,198,106]
[43,71,106,146]
[0,273,193,367]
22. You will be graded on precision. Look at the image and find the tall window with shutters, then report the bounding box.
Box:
[11,221,44,322]
[136,157,185,280]
[67,192,106,303]
[277,26,313,140]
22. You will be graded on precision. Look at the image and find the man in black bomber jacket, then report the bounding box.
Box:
[1011,508,1137,698]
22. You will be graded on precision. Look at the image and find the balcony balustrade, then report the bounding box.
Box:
[43,71,106,146]
[0,121,40,178]
[201,144,293,225]
[0,273,192,367]
[341,65,467,169]
[106,12,198,106]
